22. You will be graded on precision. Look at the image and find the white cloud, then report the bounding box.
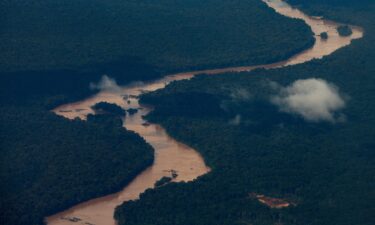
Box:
[90,75,122,92]
[271,78,346,122]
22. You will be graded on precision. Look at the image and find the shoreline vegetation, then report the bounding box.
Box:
[337,25,353,37]
[0,0,314,74]
[0,109,155,225]
[91,102,126,117]
[115,1,375,225]
[0,0,328,225]
[320,32,328,39]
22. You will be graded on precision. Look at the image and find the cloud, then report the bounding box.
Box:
[229,114,241,125]
[90,75,122,92]
[230,88,252,101]
[271,78,346,122]
[221,88,252,112]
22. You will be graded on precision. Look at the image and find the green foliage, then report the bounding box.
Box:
[141,91,226,118]
[0,75,154,225]
[0,0,313,74]
[0,0,330,224]
[92,102,126,116]
[320,32,329,39]
[127,108,138,115]
[154,176,173,187]
[115,1,375,225]
[337,25,353,37]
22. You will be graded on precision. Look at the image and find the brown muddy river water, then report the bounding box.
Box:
[47,0,363,224]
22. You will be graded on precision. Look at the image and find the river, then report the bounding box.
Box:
[47,0,363,224]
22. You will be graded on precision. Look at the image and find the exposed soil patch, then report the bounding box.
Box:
[249,193,296,209]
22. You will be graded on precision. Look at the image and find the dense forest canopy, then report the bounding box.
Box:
[92,101,126,116]
[2,0,373,225]
[0,110,154,225]
[0,1,318,225]
[115,1,375,225]
[0,0,313,73]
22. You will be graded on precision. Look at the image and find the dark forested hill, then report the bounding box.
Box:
[115,1,375,225]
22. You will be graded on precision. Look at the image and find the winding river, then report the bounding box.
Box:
[47,0,363,224]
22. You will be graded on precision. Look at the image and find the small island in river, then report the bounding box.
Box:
[320,32,328,40]
[337,25,353,37]
[91,102,126,117]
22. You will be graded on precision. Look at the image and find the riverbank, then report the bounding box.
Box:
[115,1,374,224]
[47,1,363,225]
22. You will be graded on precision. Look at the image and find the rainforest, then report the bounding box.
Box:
[0,0,374,225]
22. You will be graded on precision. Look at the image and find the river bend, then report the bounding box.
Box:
[47,0,363,224]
